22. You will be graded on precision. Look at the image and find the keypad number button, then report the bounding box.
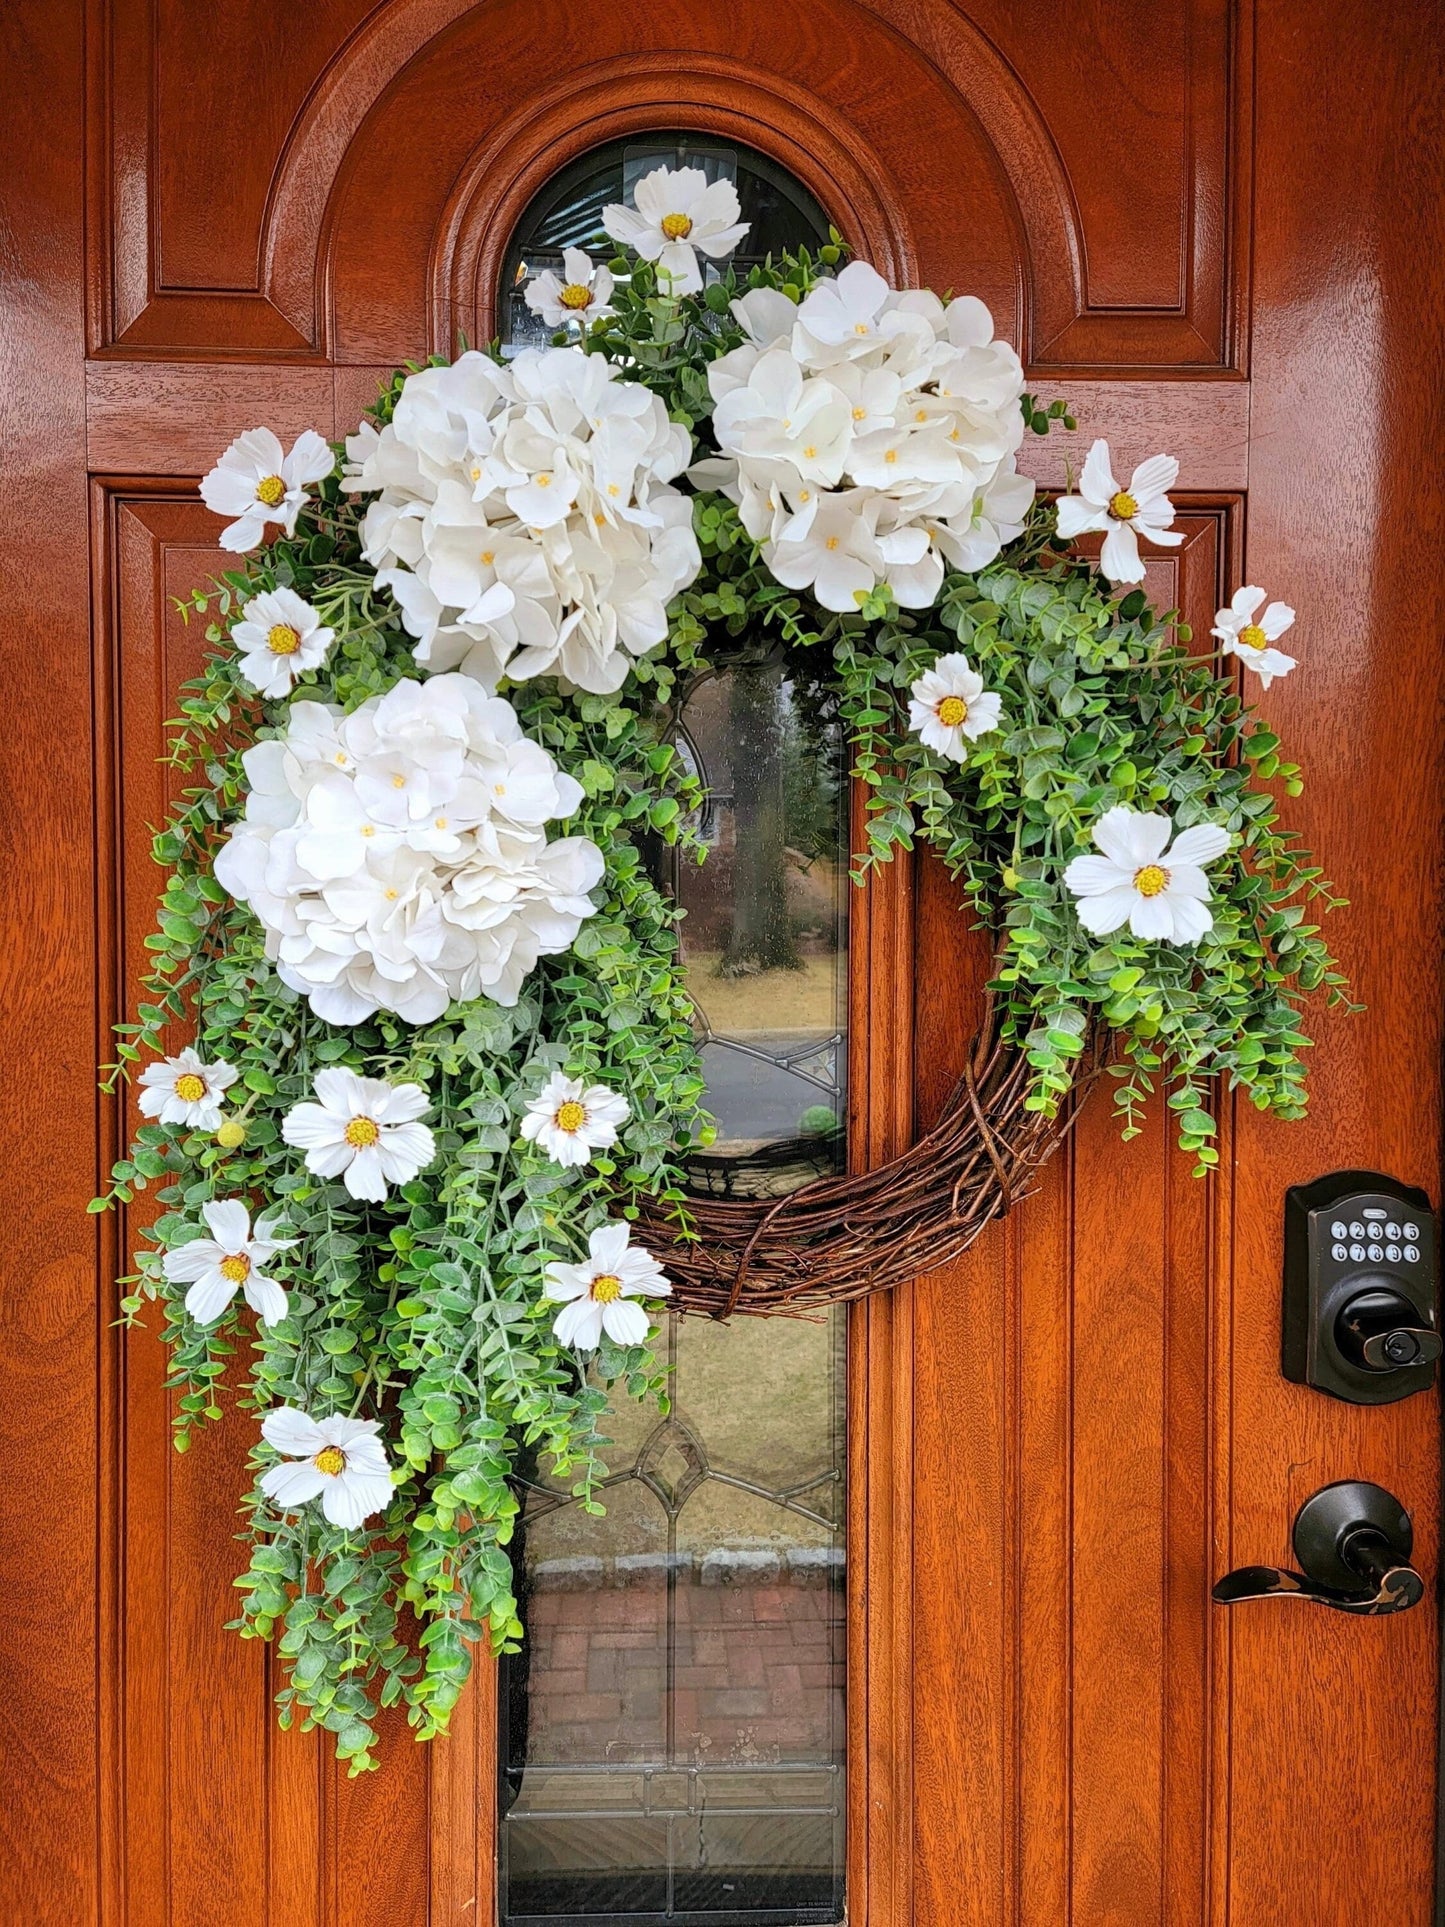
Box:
[1403,1222,1420,1242]
[1386,1243,1403,1264]
[1405,1244,1421,1264]
[1349,1243,1367,1263]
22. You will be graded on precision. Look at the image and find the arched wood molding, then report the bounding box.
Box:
[260,0,1082,358]
[428,57,916,355]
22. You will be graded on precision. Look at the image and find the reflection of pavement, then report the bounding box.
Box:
[700,1032,842,1141]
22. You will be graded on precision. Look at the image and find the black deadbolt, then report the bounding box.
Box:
[1282,1171,1439,1405]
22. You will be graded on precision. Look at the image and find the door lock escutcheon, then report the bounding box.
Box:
[1213,1481,1424,1617]
[1283,1170,1439,1404]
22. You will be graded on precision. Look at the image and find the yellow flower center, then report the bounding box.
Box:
[853,322,870,336]
[384,887,400,901]
[219,1253,251,1284]
[936,696,969,728]
[344,1116,381,1148]
[434,817,448,830]
[915,409,928,422]
[255,474,286,508]
[853,406,867,421]
[173,1072,207,1103]
[535,472,552,487]
[660,212,693,240]
[607,483,620,497]
[554,1100,588,1133]
[360,825,376,838]
[313,1446,346,1476]
[1238,623,1268,652]
[803,445,818,460]
[590,1273,623,1303]
[1134,864,1170,898]
[266,624,300,656]
[1109,490,1139,521]
[559,282,593,310]
[883,450,898,464]
[392,773,406,788]
[480,549,495,566]
[825,535,840,550]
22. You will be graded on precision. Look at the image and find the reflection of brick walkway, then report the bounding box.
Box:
[522,1550,845,1769]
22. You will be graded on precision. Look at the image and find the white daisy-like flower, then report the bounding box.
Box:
[1063,805,1231,945]
[230,587,336,698]
[1212,585,1297,688]
[524,247,615,329]
[281,1067,435,1202]
[257,1407,393,1530]
[199,427,335,552]
[602,165,749,296]
[520,1071,629,1168]
[907,653,1003,761]
[137,1046,238,1131]
[543,1221,671,1351]
[1054,439,1183,584]
[160,1199,296,1327]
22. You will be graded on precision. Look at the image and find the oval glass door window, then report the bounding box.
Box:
[497,139,846,1927]
[499,132,830,350]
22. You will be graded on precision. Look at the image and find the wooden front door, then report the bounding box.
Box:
[5,2,1444,1921]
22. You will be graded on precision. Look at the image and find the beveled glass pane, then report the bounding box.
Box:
[499,133,830,350]
[499,1311,847,1927]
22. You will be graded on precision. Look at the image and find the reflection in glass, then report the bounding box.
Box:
[499,134,830,351]
[499,1313,847,1926]
[671,649,849,1198]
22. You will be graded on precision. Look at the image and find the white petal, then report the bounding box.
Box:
[1074,886,1138,936]
[589,1221,632,1269]
[245,1273,290,1327]
[281,1102,347,1150]
[185,1272,237,1324]
[1063,854,1133,897]
[1093,807,1170,867]
[1127,452,1179,503]
[262,1407,328,1455]
[600,1297,650,1347]
[201,1198,251,1248]
[259,1462,330,1509]
[1260,601,1296,641]
[1165,824,1230,868]
[1128,893,1176,941]
[1079,439,1119,506]
[1099,522,1145,584]
[320,1468,392,1530]
[554,1296,605,1349]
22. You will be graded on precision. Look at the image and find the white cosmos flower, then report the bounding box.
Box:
[1212,585,1297,688]
[525,247,615,329]
[602,165,748,296]
[231,587,336,697]
[704,271,1032,613]
[137,1046,238,1131]
[543,1222,671,1351]
[344,348,701,695]
[200,427,335,552]
[907,654,1003,760]
[1054,439,1183,585]
[520,1071,629,1168]
[161,1199,296,1327]
[214,674,604,1025]
[281,1067,436,1202]
[1063,806,1231,945]
[257,1407,393,1530]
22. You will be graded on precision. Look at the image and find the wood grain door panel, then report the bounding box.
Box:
[4,1,1443,1921]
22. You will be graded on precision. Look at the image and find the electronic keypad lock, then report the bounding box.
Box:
[1283,1171,1440,1405]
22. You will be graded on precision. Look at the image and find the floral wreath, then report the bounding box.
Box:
[99,165,1343,1771]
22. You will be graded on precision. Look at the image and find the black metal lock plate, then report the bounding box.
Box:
[1283,1170,1439,1404]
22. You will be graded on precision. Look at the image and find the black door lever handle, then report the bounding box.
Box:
[1212,1480,1425,1617]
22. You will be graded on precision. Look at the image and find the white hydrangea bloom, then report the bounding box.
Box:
[213,674,604,1026]
[703,262,1035,613]
[343,347,701,696]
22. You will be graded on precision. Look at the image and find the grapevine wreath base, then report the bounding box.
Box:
[98,164,1342,1771]
[639,993,1109,1317]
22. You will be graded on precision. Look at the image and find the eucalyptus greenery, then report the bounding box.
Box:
[97,233,1343,1772]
